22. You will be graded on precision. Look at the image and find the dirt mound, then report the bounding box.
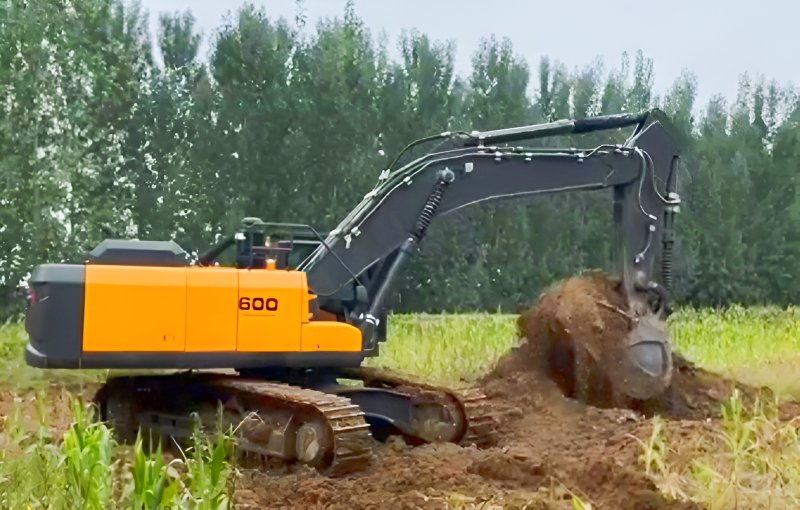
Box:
[233,392,699,509]
[234,425,699,509]
[233,273,707,509]
[235,442,554,509]
[485,271,642,407]
[482,272,780,420]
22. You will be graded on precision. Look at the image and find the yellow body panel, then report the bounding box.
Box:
[236,270,304,352]
[82,264,362,355]
[83,265,187,352]
[300,322,361,352]
[186,267,238,352]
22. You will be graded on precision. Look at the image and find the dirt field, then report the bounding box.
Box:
[3,274,798,509]
[1,358,781,510]
[228,356,784,509]
[232,274,798,510]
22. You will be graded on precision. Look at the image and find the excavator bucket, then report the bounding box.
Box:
[620,311,673,399]
[517,271,675,406]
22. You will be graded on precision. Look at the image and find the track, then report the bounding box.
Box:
[93,368,502,477]
[340,367,507,448]
[212,378,375,476]
[95,373,374,476]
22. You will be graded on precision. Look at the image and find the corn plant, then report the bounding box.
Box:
[128,430,180,510]
[60,398,115,510]
[635,414,668,477]
[0,395,65,509]
[638,388,800,509]
[172,413,237,510]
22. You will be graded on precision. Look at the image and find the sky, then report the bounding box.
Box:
[140,0,799,112]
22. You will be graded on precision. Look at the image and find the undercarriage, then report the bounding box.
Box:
[93,367,500,476]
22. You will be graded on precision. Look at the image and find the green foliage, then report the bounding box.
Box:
[669,305,800,397]
[0,322,105,388]
[60,400,115,509]
[129,432,180,510]
[0,397,116,510]
[1,0,800,321]
[365,313,520,384]
[176,416,236,510]
[0,395,237,510]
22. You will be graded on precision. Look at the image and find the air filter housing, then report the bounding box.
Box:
[87,239,188,267]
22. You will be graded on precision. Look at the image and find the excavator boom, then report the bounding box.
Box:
[303,110,679,302]
[298,110,682,400]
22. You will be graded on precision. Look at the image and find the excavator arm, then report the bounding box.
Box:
[301,111,680,317]
[298,109,683,399]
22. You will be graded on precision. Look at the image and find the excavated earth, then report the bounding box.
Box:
[232,273,800,510]
[4,273,800,509]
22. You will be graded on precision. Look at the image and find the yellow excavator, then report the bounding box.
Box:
[22,109,684,475]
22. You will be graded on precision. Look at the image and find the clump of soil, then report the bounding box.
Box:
[485,271,779,420]
[486,271,650,410]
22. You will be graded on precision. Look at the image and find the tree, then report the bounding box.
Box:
[2,1,800,319]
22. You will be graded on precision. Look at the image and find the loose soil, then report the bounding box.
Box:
[233,273,796,510]
[3,273,799,509]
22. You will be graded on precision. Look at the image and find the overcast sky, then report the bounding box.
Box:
[141,0,798,112]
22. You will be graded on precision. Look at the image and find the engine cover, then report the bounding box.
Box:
[24,260,364,370]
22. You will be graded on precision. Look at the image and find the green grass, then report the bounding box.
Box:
[364,313,520,385]
[0,322,107,390]
[669,305,800,399]
[4,307,800,509]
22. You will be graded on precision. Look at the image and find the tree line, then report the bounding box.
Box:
[1,0,799,320]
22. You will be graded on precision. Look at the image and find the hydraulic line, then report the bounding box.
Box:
[358,168,456,350]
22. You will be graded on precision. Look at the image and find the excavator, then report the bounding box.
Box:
[22,109,683,476]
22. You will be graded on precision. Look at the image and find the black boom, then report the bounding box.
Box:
[297,109,683,344]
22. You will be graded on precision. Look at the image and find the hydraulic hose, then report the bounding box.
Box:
[359,168,456,350]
